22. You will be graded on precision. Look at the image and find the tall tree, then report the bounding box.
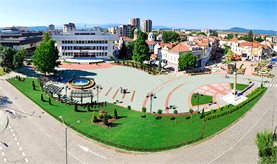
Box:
[13,48,26,69]
[33,33,59,75]
[0,46,16,70]
[132,32,150,63]
[247,30,254,42]
[118,41,128,59]
[178,52,196,70]
[162,31,180,43]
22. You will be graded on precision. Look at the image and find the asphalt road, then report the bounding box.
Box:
[0,67,276,164]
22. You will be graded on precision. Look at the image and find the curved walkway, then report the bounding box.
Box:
[0,69,276,163]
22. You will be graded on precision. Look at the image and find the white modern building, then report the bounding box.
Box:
[52,24,117,60]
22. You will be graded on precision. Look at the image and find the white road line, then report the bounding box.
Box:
[16,142,20,146]
[0,147,2,151]
[3,158,7,163]
[10,129,13,132]
[19,147,22,151]
[2,82,85,164]
[8,126,11,129]
[208,103,272,164]
[22,152,25,156]
[269,84,272,87]
[12,133,15,137]
[14,137,17,141]
[1,152,5,156]
[272,84,275,87]
[25,158,28,163]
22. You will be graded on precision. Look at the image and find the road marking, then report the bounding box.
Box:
[16,142,20,145]
[105,87,112,96]
[10,129,13,132]
[14,137,17,141]
[269,84,273,87]
[25,158,28,163]
[12,133,15,137]
[0,147,2,150]
[3,158,7,163]
[22,152,26,156]
[131,90,135,102]
[78,144,107,159]
[1,152,5,156]
[112,89,119,99]
[19,147,22,151]
[208,103,272,164]
[3,81,85,164]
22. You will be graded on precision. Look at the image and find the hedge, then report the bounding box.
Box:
[205,87,266,121]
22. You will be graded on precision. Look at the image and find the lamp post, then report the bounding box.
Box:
[194,92,203,112]
[146,92,157,113]
[59,116,80,164]
[261,74,264,87]
[94,85,102,103]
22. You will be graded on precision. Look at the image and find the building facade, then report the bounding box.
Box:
[129,18,140,30]
[63,23,76,33]
[141,19,152,33]
[0,27,42,58]
[52,27,117,60]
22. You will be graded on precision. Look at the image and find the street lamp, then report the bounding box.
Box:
[261,74,264,87]
[59,116,80,164]
[146,92,157,113]
[194,92,203,112]
[93,85,102,103]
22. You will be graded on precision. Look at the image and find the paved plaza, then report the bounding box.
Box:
[55,64,268,113]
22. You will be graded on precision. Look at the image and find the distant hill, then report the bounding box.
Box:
[153,25,172,30]
[222,27,277,35]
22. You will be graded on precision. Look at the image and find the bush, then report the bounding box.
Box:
[157,109,162,114]
[170,117,176,120]
[142,107,147,113]
[186,116,191,119]
[127,105,131,110]
[102,114,109,125]
[114,109,118,119]
[74,103,78,111]
[205,87,266,121]
[48,97,52,105]
[256,130,275,158]
[174,110,178,114]
[141,115,146,118]
[155,116,162,120]
[41,93,44,102]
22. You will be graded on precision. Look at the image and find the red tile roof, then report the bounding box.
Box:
[170,42,191,53]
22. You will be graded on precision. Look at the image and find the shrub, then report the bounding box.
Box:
[102,114,109,125]
[127,105,131,110]
[74,103,78,111]
[155,116,162,120]
[157,109,162,114]
[41,93,44,102]
[174,110,178,114]
[200,109,205,119]
[256,130,275,160]
[170,117,176,120]
[48,97,52,105]
[186,116,191,119]
[114,109,118,119]
[142,107,147,113]
[141,115,146,118]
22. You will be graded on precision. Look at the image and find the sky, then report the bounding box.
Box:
[0,0,276,30]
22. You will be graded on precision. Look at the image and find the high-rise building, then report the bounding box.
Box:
[117,24,133,37]
[129,18,140,30]
[48,24,55,31]
[141,19,152,33]
[63,22,76,33]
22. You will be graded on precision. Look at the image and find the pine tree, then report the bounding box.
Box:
[132,32,150,63]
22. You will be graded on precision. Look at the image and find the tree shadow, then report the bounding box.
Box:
[15,65,39,78]
[0,96,13,106]
[110,122,122,127]
[56,69,97,83]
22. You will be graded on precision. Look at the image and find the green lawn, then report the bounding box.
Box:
[230,83,249,91]
[8,78,266,151]
[0,67,5,76]
[191,94,213,106]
